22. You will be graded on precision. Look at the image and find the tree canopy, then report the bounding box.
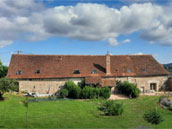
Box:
[0,59,8,78]
[0,78,18,100]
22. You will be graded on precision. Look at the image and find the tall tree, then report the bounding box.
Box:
[0,59,8,78]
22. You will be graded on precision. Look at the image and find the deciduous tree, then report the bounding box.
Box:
[0,60,8,78]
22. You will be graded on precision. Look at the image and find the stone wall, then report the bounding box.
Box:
[116,76,168,92]
[18,76,168,94]
[19,78,83,94]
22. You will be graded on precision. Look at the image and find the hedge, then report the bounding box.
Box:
[63,81,111,99]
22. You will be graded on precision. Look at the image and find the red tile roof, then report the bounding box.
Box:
[85,76,102,84]
[7,54,170,79]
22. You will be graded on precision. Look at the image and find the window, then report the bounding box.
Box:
[73,69,80,74]
[16,70,22,75]
[150,83,156,91]
[91,70,97,74]
[142,68,146,72]
[127,68,131,73]
[35,70,40,74]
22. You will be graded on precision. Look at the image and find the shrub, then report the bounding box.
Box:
[143,108,164,125]
[64,81,81,99]
[0,78,19,100]
[64,81,111,99]
[116,81,140,98]
[81,86,90,99]
[100,100,123,116]
[100,87,111,99]
[59,89,68,98]
[95,87,101,98]
[78,79,85,89]
[167,107,172,111]
[81,86,98,99]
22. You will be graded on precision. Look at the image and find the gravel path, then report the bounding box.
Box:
[109,94,129,100]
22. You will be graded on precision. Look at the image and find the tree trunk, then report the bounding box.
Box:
[26,107,28,129]
[0,92,4,100]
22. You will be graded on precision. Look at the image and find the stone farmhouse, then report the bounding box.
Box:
[7,52,170,94]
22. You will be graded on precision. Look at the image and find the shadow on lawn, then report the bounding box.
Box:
[0,126,5,128]
[0,97,7,102]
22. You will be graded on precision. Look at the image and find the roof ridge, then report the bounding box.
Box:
[12,54,152,56]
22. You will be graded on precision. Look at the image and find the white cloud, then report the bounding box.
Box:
[122,39,131,43]
[108,38,119,46]
[108,38,131,46]
[0,1,172,47]
[132,52,144,55]
[137,52,143,55]
[0,40,12,48]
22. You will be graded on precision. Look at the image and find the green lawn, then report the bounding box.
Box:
[0,93,172,129]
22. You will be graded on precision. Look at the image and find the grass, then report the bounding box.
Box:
[0,93,172,129]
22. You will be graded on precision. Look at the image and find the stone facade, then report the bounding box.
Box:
[116,76,168,92]
[18,76,168,94]
[19,78,83,94]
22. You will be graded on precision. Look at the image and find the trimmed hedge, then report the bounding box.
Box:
[100,87,111,99]
[81,86,101,99]
[81,86,110,99]
[116,81,140,98]
[62,81,111,99]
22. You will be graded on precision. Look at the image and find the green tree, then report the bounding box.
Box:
[0,78,18,100]
[0,59,8,78]
[22,97,29,129]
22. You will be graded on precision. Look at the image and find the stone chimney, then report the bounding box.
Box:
[106,51,111,75]
[17,50,20,54]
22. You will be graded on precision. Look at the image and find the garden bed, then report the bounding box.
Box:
[159,96,172,111]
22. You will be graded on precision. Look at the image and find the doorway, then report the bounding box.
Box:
[150,83,157,91]
[140,87,145,93]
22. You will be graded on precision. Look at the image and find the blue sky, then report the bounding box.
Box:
[0,0,172,65]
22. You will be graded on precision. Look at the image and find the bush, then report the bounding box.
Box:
[78,79,85,89]
[95,87,101,98]
[64,81,81,99]
[59,89,68,98]
[64,81,111,99]
[0,78,19,100]
[100,87,111,99]
[116,81,140,98]
[81,86,100,99]
[143,108,164,125]
[81,86,91,99]
[100,100,123,116]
